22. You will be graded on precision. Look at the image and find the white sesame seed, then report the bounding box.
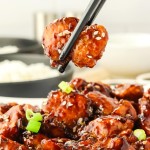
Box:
[58,30,71,37]
[58,49,61,54]
[87,55,92,59]
[66,102,73,108]
[61,101,67,106]
[95,37,102,40]
[77,118,83,125]
[93,31,99,36]
[73,126,77,132]
[101,32,105,37]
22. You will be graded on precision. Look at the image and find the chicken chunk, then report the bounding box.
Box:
[0,135,28,150]
[79,115,134,140]
[42,90,92,139]
[138,94,150,136]
[112,100,138,121]
[0,104,39,141]
[112,84,144,102]
[0,102,17,115]
[87,91,118,116]
[70,78,112,97]
[71,24,108,68]
[23,132,49,149]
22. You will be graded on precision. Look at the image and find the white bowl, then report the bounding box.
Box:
[100,33,150,77]
[136,72,150,85]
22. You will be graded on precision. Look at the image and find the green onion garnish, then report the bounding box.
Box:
[25,109,43,133]
[26,109,42,122]
[58,81,73,94]
[133,129,146,141]
[26,120,41,133]
[26,109,34,121]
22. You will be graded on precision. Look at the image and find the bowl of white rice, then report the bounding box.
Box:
[0,54,73,98]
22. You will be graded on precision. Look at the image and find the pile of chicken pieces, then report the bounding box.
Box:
[0,78,150,150]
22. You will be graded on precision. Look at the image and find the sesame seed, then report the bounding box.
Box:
[87,55,92,59]
[61,101,67,106]
[93,31,99,36]
[66,102,73,108]
[58,49,61,54]
[57,139,63,143]
[95,37,102,40]
[77,118,83,125]
[101,32,105,37]
[58,30,71,37]
[73,126,77,132]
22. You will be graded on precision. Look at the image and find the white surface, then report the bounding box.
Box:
[101,33,150,77]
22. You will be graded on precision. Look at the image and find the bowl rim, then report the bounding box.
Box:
[107,33,150,48]
[0,37,42,54]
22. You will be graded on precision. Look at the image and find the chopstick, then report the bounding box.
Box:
[58,0,107,73]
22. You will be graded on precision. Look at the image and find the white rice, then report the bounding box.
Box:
[0,60,59,83]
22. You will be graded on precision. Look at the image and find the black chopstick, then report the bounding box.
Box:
[58,0,106,73]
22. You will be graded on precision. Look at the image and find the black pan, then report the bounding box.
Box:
[0,54,74,98]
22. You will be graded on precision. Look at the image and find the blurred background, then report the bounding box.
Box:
[0,0,150,98]
[1,0,150,39]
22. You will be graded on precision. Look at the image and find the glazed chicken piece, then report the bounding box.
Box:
[42,17,79,68]
[112,99,138,121]
[42,17,108,68]
[64,137,96,150]
[70,78,118,117]
[42,90,92,139]
[71,24,108,68]
[0,102,17,115]
[92,137,136,150]
[86,91,118,116]
[112,84,144,102]
[91,129,137,149]
[79,115,134,141]
[64,127,137,149]
[40,139,62,150]
[23,132,49,149]
[134,137,150,150]
[23,132,70,150]
[138,90,150,136]
[0,135,28,150]
[41,138,71,150]
[70,78,112,97]
[0,105,25,140]
[0,104,39,141]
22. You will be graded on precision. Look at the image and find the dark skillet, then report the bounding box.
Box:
[0,54,74,98]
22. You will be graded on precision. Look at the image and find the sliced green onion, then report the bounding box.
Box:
[26,109,34,121]
[32,113,43,122]
[133,129,146,141]
[26,109,42,122]
[25,109,43,133]
[26,120,41,133]
[58,81,73,94]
